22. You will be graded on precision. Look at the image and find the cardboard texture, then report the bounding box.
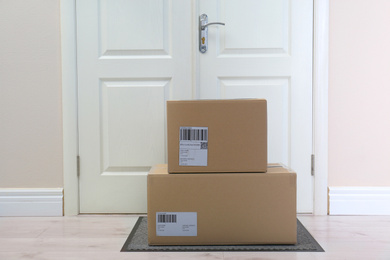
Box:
[167,99,267,173]
[147,164,297,246]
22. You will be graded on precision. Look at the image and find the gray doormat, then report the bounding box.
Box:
[121,217,324,252]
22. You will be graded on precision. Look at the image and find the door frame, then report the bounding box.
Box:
[61,0,329,215]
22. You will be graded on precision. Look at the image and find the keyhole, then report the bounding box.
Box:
[202,37,205,45]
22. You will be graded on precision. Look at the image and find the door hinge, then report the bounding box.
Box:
[311,154,315,176]
[77,155,80,177]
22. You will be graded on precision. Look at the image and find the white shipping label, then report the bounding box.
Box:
[179,127,208,166]
[156,212,197,236]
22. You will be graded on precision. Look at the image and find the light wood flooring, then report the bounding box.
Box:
[1,215,390,260]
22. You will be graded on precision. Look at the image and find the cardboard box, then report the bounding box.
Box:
[167,99,267,173]
[147,164,297,245]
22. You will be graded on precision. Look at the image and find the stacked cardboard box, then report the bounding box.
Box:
[167,99,268,173]
[147,99,297,245]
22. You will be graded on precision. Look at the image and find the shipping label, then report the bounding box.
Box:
[156,212,197,236]
[179,127,208,166]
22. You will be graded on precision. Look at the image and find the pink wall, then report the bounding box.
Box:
[0,0,63,188]
[329,0,390,186]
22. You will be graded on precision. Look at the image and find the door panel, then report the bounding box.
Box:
[221,0,288,54]
[77,0,192,213]
[100,79,167,171]
[100,0,168,54]
[199,0,313,213]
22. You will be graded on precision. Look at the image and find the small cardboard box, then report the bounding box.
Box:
[147,164,297,245]
[167,99,267,173]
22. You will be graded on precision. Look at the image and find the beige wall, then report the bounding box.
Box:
[329,0,390,186]
[1,0,389,190]
[0,0,63,188]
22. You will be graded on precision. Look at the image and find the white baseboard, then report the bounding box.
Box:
[329,187,390,215]
[0,188,63,216]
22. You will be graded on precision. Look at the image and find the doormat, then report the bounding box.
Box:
[121,217,324,252]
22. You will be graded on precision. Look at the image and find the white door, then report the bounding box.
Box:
[198,0,313,213]
[77,0,313,213]
[77,0,192,213]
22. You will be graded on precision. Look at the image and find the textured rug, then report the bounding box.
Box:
[121,217,324,252]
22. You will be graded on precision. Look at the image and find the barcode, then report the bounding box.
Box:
[157,214,177,223]
[180,128,208,141]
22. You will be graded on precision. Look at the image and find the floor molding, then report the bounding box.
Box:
[0,188,63,216]
[329,187,390,215]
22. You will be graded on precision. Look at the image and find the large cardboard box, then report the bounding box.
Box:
[167,99,267,173]
[147,164,297,245]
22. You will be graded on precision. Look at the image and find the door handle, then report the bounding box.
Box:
[199,14,225,53]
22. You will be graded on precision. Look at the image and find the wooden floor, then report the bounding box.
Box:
[1,215,390,260]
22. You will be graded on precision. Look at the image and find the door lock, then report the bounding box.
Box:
[199,14,225,53]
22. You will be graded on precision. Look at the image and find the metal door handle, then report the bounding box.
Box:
[199,14,225,53]
[201,22,225,30]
